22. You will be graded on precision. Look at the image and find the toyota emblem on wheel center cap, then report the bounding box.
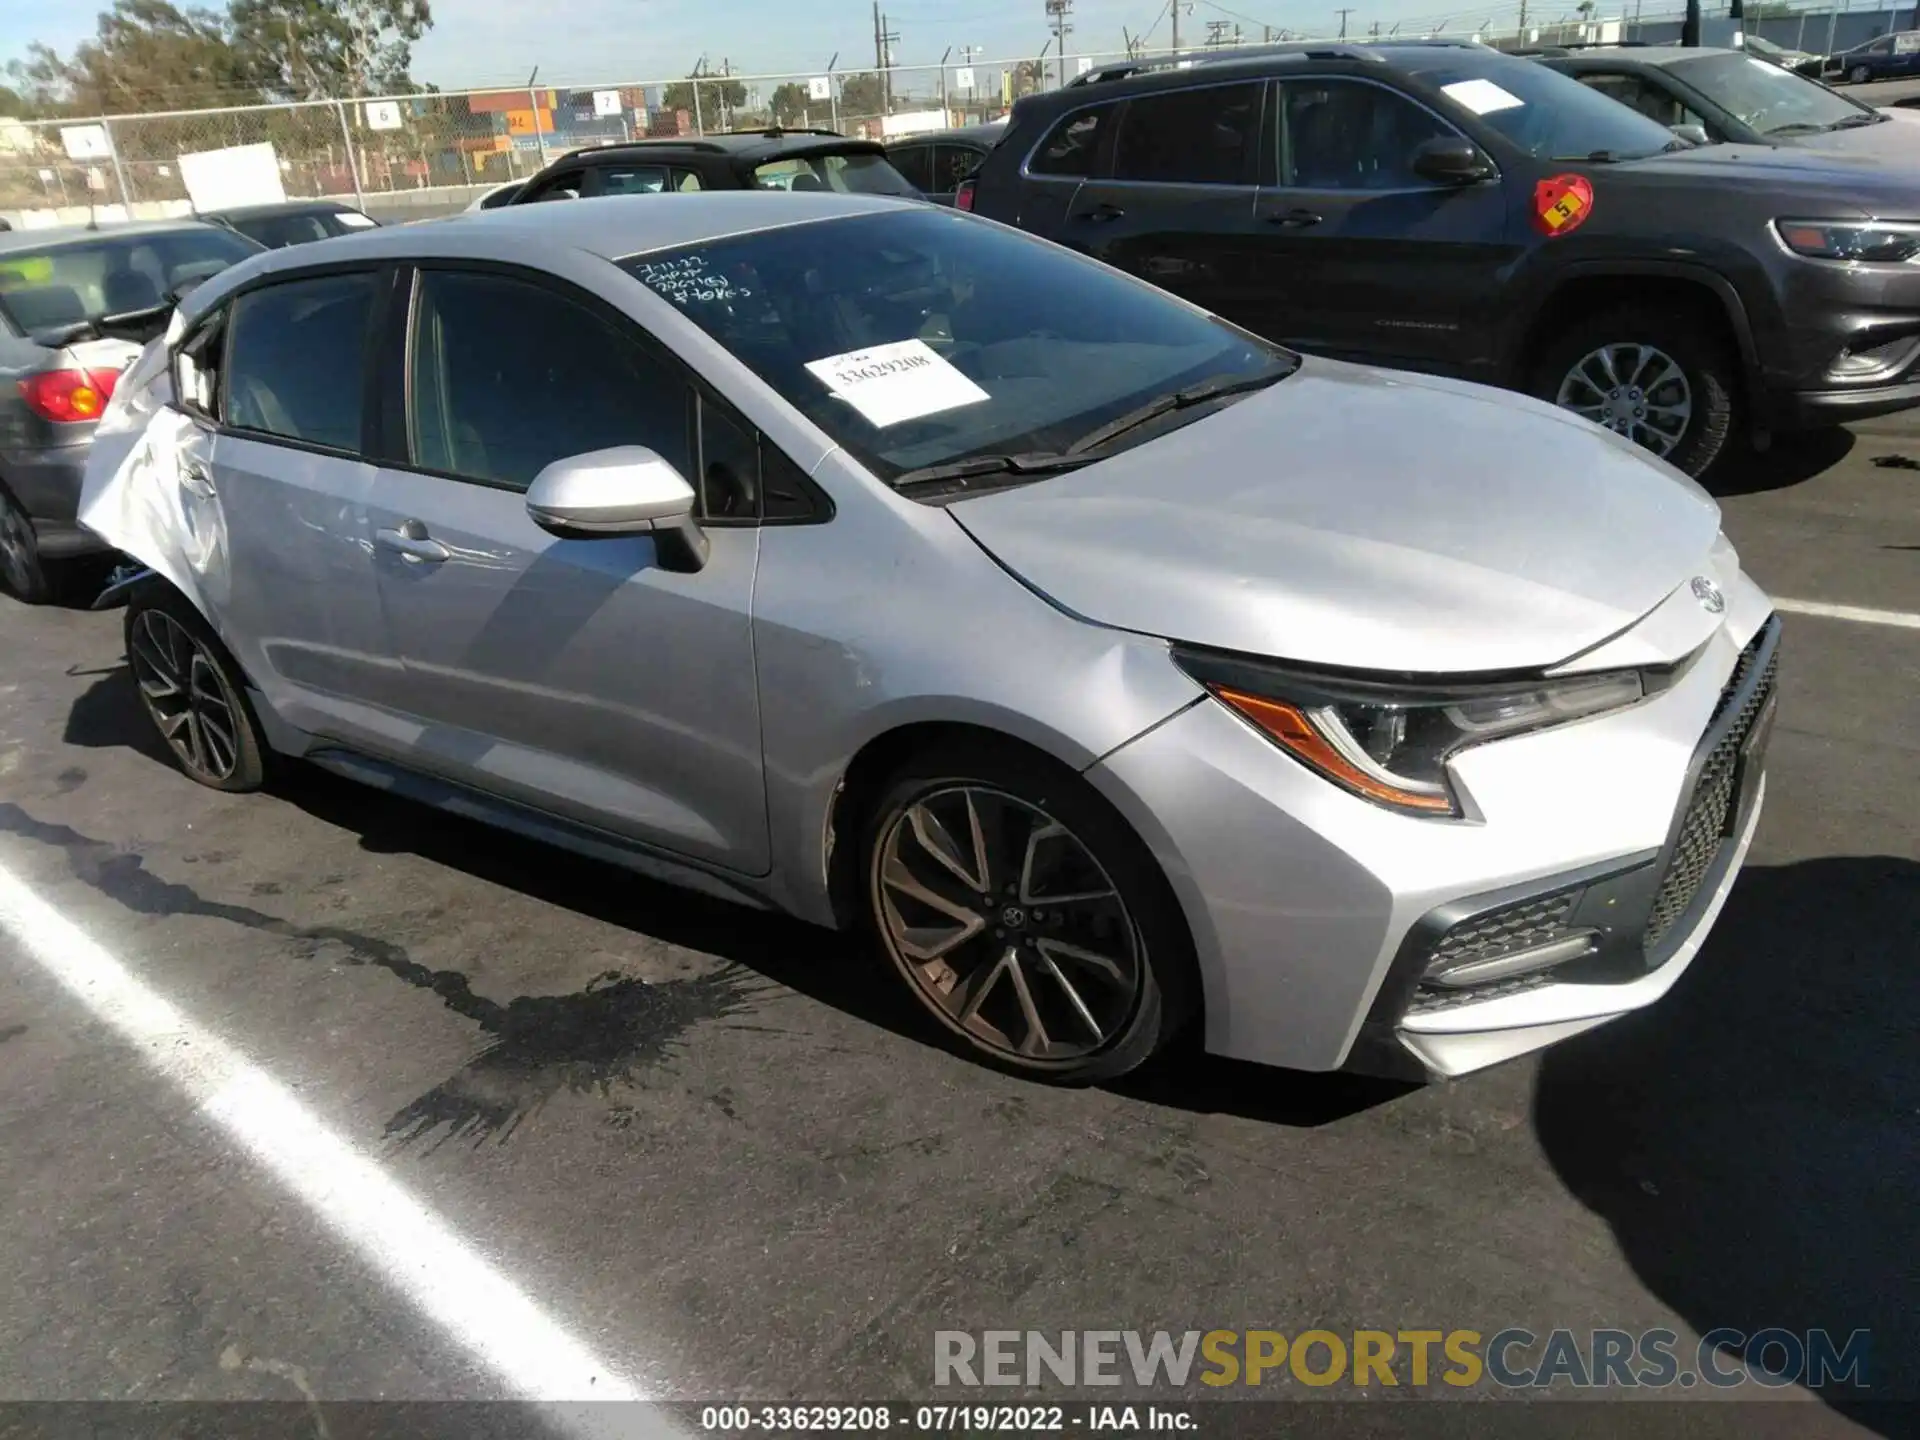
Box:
[1691,575,1726,614]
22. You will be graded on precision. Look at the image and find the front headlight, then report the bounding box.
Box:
[1774,218,1920,263]
[1173,650,1654,818]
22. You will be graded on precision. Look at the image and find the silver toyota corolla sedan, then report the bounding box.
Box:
[82,192,1780,1086]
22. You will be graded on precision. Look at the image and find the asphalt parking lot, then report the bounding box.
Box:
[0,417,1914,1435]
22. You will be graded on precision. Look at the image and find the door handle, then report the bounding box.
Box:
[1264,208,1324,228]
[179,459,216,498]
[375,523,450,564]
[1075,202,1125,222]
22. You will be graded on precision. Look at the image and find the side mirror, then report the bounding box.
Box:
[1669,122,1711,146]
[1410,137,1496,186]
[525,446,708,570]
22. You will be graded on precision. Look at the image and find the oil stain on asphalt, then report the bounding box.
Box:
[0,803,764,1149]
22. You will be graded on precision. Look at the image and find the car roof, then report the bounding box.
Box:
[203,200,356,220]
[886,122,1006,146]
[223,190,915,273]
[551,130,884,166]
[0,218,240,254]
[1028,38,1521,109]
[1542,45,1740,68]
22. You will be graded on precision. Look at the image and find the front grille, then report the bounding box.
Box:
[1643,631,1779,950]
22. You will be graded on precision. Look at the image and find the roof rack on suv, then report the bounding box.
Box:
[1067,36,1487,86]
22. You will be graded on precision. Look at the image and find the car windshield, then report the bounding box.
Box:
[1669,52,1873,131]
[0,227,259,334]
[751,151,919,196]
[1412,55,1686,160]
[621,207,1293,485]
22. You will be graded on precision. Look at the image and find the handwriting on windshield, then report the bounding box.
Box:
[632,254,751,304]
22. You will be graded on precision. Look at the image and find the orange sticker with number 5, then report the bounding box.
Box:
[1533,173,1594,237]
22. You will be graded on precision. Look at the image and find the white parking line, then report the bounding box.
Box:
[1776,598,1920,631]
[0,852,666,1433]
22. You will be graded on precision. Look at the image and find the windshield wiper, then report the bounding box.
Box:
[892,450,1095,491]
[1828,111,1886,129]
[1064,364,1294,456]
[1764,121,1830,135]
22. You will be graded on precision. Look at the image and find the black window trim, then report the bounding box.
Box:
[378,256,831,525]
[1017,97,1124,182]
[170,259,395,464]
[1099,78,1270,190]
[521,166,590,203]
[1265,73,1490,190]
[932,142,988,191]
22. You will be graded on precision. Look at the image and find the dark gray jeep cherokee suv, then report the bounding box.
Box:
[968,40,1920,476]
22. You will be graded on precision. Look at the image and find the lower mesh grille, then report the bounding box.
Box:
[1406,888,1581,1014]
[1643,635,1778,950]
[1425,891,1577,970]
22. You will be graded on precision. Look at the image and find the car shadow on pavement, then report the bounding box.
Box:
[56,665,1413,1136]
[1532,855,1918,1430]
[1705,429,1856,499]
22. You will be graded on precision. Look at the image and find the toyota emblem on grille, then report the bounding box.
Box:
[1691,576,1725,614]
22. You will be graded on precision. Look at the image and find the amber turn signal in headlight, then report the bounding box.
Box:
[1210,686,1459,816]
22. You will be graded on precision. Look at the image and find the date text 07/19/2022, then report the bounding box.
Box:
[698,1405,1193,1432]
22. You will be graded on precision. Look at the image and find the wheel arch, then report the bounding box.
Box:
[820,713,1207,1057]
[1509,264,1763,432]
[823,718,1100,933]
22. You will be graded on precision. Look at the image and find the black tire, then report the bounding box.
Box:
[0,486,51,604]
[123,585,270,792]
[857,739,1195,1084]
[1528,303,1737,479]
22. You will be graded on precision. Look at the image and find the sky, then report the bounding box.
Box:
[0,0,1605,96]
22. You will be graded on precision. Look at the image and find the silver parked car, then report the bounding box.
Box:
[83,193,1780,1085]
[0,220,261,601]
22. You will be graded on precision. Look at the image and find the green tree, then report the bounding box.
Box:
[6,0,432,115]
[660,73,749,118]
[837,70,885,116]
[7,0,262,114]
[769,80,810,126]
[229,0,432,100]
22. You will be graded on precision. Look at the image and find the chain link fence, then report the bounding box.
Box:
[2,6,1911,227]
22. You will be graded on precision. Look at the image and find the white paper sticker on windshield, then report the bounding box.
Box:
[336,212,378,228]
[1441,78,1525,116]
[805,339,989,429]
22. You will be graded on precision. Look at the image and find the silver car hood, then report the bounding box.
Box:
[948,358,1722,675]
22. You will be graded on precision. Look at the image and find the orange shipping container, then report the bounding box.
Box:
[503,108,555,136]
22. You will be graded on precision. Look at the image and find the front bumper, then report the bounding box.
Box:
[1083,575,1778,1080]
[1778,377,1920,429]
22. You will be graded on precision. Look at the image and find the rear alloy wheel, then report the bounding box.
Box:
[863,746,1191,1082]
[1531,305,1736,478]
[125,591,268,791]
[0,488,50,603]
[1851,64,1871,83]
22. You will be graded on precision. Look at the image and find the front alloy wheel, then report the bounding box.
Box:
[1555,342,1693,459]
[875,785,1144,1064]
[129,607,245,784]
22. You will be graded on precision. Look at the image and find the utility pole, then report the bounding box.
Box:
[1171,0,1181,55]
[1370,19,1380,36]
[1045,0,1074,87]
[1517,0,1529,40]
[873,2,900,112]
[1336,7,1354,38]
